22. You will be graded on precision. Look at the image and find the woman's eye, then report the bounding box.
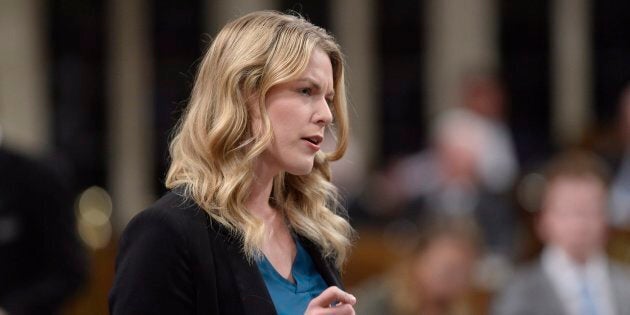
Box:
[299,88,311,96]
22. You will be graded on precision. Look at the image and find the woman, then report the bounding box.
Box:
[109,11,356,315]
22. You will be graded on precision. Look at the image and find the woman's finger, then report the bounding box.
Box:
[308,286,356,308]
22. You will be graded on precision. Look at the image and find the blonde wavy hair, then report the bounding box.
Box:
[165,11,353,268]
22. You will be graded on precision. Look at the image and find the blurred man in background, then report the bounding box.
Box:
[459,72,518,194]
[493,151,630,315]
[0,136,86,314]
[391,102,517,258]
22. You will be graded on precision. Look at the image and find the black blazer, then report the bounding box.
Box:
[109,190,344,315]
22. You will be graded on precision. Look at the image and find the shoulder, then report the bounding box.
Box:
[0,148,63,195]
[116,191,216,268]
[609,260,630,277]
[609,260,630,292]
[501,261,550,297]
[135,190,208,226]
[123,191,210,240]
[492,261,548,314]
[110,191,216,313]
[507,261,547,285]
[609,261,630,313]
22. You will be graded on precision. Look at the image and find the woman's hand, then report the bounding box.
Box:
[305,286,356,315]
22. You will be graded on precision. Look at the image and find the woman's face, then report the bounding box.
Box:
[258,48,334,176]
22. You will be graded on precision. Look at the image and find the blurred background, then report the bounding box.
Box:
[1,0,630,314]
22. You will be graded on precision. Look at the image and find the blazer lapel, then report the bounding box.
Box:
[206,221,343,315]
[298,236,344,289]
[537,262,571,315]
[214,226,277,315]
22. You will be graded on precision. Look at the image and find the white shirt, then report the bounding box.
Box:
[542,246,617,315]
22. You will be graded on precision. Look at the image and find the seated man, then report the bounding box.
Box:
[493,151,630,315]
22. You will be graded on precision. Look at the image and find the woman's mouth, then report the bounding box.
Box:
[302,135,323,151]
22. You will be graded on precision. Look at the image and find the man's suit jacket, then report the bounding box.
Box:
[0,148,85,314]
[109,190,344,315]
[492,260,630,315]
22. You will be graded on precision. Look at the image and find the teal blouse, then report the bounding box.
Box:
[256,238,328,315]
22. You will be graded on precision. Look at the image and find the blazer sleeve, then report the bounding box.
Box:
[109,208,197,315]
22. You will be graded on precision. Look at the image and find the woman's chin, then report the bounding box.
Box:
[286,164,315,176]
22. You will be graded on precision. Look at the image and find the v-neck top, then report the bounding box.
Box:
[256,238,328,315]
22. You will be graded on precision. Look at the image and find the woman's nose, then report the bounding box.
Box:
[314,97,333,126]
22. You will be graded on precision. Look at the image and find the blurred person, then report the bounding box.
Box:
[322,131,367,201]
[354,219,482,315]
[0,141,86,314]
[459,72,519,194]
[109,11,357,315]
[608,83,630,227]
[346,73,516,232]
[492,150,630,315]
[391,107,516,257]
[344,160,412,229]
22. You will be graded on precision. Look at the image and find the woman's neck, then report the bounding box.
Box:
[247,158,297,282]
[246,158,278,221]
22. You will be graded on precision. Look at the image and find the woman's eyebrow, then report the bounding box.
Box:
[295,77,335,97]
